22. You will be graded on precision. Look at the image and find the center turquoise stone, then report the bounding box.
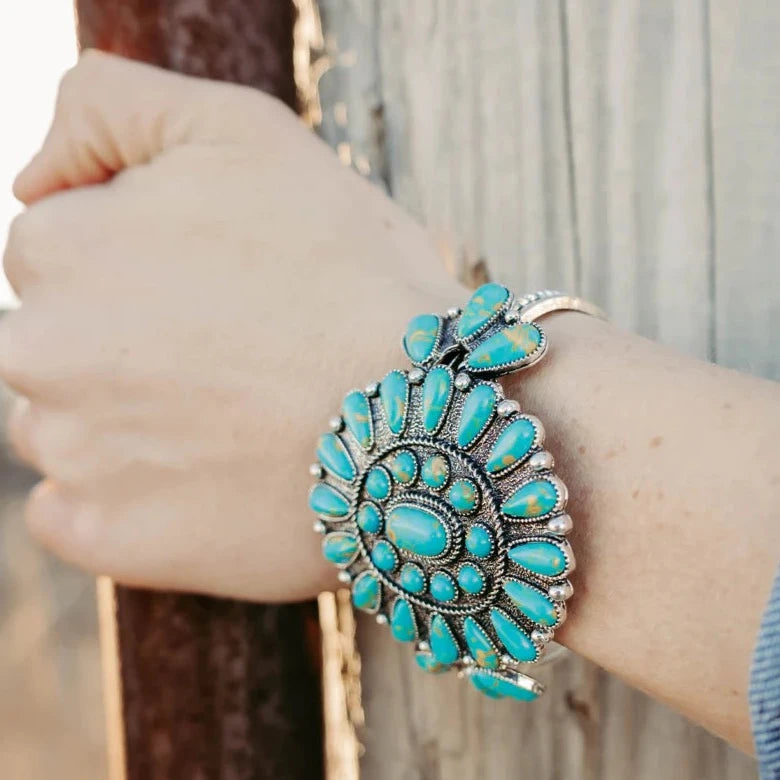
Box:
[386,502,449,557]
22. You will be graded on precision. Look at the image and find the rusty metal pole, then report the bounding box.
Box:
[74,3,324,778]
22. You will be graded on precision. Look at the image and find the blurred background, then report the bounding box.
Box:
[0,2,107,777]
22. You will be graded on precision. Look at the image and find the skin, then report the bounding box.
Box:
[2,52,778,754]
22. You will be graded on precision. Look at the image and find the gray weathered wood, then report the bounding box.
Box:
[315,0,772,777]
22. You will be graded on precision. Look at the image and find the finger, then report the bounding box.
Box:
[6,396,40,469]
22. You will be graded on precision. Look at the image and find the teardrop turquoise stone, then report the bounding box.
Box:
[380,370,409,435]
[457,283,510,339]
[465,525,494,558]
[502,479,559,518]
[403,313,441,363]
[422,367,452,433]
[414,651,450,674]
[386,503,448,557]
[457,564,485,595]
[390,450,417,484]
[309,483,350,518]
[352,571,380,612]
[322,532,358,566]
[457,384,497,448]
[399,563,426,594]
[316,433,356,481]
[448,479,479,513]
[463,617,498,668]
[371,540,398,572]
[342,390,373,449]
[466,323,543,371]
[365,467,391,500]
[486,418,537,474]
[430,614,459,665]
[421,454,449,489]
[357,502,383,534]
[391,599,416,642]
[430,571,457,602]
[509,540,567,577]
[504,580,558,626]
[469,670,539,701]
[490,608,537,662]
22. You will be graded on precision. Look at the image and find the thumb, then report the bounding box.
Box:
[13,50,281,205]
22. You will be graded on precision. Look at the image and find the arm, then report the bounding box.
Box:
[3,53,777,752]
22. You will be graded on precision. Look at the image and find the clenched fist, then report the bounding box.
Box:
[2,51,462,600]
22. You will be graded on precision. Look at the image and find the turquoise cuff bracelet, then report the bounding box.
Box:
[309,286,604,701]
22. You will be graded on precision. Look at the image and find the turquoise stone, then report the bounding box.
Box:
[414,651,450,675]
[309,483,350,518]
[342,390,373,449]
[422,367,452,433]
[421,454,449,490]
[365,466,391,500]
[490,608,537,662]
[509,540,567,577]
[357,502,383,534]
[430,615,460,665]
[352,571,381,612]
[403,313,441,363]
[380,370,409,435]
[391,599,417,642]
[502,478,559,519]
[466,322,543,371]
[399,563,426,594]
[486,418,537,474]
[386,503,448,557]
[462,617,499,668]
[371,540,398,572]
[504,580,558,626]
[457,283,510,339]
[465,524,494,558]
[430,571,457,602]
[448,479,479,513]
[321,532,358,566]
[457,384,497,448]
[457,564,485,595]
[469,670,539,701]
[316,433,356,481]
[390,450,417,484]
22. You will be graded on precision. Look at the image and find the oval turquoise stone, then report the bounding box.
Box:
[403,313,441,363]
[380,370,409,435]
[322,532,358,566]
[457,283,510,339]
[448,479,479,513]
[391,599,416,642]
[421,454,449,489]
[390,450,417,484]
[490,608,537,662]
[386,503,448,557]
[371,540,398,572]
[465,524,494,558]
[430,571,457,602]
[365,467,391,500]
[316,433,356,481]
[504,580,558,626]
[466,322,543,371]
[309,483,350,518]
[352,571,380,612]
[430,614,459,665]
[470,670,539,701]
[422,367,452,433]
[509,540,567,577]
[399,563,426,594]
[502,478,559,518]
[486,418,537,474]
[357,502,383,534]
[457,384,497,448]
[414,650,450,674]
[457,564,485,595]
[463,617,498,668]
[342,390,373,449]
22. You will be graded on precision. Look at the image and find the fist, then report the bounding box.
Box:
[2,51,458,600]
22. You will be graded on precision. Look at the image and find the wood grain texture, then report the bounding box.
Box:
[315,0,772,777]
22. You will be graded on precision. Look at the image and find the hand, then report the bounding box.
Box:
[2,51,461,600]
